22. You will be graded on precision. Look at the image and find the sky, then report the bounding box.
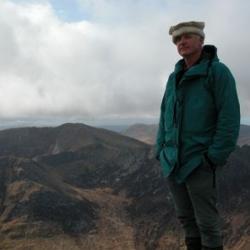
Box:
[0,0,250,127]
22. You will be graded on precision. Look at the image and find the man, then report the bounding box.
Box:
[156,21,240,250]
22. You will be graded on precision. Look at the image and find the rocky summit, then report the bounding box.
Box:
[0,123,249,250]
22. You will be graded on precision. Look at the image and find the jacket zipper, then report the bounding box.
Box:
[173,100,177,128]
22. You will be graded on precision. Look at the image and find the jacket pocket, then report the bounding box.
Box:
[202,153,216,171]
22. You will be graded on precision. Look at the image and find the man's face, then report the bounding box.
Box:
[175,33,203,58]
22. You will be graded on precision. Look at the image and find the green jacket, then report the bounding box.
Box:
[156,45,240,183]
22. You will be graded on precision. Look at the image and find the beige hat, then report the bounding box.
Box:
[169,21,205,44]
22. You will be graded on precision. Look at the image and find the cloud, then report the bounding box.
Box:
[0,0,173,120]
[0,0,249,123]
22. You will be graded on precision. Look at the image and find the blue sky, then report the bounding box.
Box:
[50,0,89,22]
[1,0,250,126]
[11,0,89,21]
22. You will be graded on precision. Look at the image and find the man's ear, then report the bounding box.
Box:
[200,37,205,44]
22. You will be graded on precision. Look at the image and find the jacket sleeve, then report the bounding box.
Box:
[207,63,241,166]
[155,91,166,160]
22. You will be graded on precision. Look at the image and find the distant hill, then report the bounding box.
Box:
[97,125,129,133]
[0,123,249,249]
[122,123,250,146]
[122,123,157,144]
[0,123,146,157]
[238,124,250,146]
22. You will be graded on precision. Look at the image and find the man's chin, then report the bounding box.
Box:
[179,52,190,57]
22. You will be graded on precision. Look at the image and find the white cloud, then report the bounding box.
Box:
[0,0,249,123]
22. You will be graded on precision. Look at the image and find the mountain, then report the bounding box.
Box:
[123,123,250,146]
[0,123,152,249]
[0,123,146,157]
[0,123,249,249]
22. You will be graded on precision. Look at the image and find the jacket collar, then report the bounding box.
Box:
[173,45,219,78]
